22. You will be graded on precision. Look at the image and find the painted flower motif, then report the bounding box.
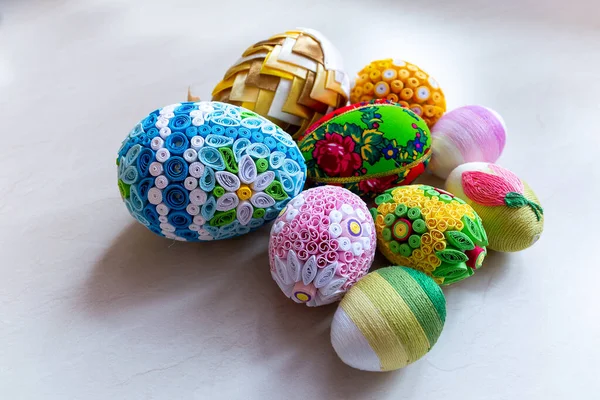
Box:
[382,143,399,160]
[312,132,362,177]
[461,164,543,220]
[358,174,398,195]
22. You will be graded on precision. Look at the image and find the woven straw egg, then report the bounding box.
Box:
[210,28,350,140]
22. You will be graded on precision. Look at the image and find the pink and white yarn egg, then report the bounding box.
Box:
[268,186,376,306]
[428,105,507,179]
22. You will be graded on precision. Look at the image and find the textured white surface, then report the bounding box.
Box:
[1,0,599,398]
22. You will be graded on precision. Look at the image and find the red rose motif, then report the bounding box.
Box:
[312,133,362,177]
[358,174,399,195]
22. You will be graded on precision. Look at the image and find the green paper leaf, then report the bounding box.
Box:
[436,249,469,264]
[505,191,544,221]
[461,215,484,246]
[445,230,475,251]
[474,216,489,246]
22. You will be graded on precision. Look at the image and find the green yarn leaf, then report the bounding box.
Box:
[505,192,544,221]
[444,230,475,251]
[504,192,528,208]
[528,201,544,221]
[435,249,468,264]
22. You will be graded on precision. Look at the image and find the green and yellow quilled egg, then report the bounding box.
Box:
[372,184,488,285]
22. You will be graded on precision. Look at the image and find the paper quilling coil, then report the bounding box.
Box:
[373,184,488,285]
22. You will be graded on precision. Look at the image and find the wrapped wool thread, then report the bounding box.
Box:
[428,105,506,179]
[445,162,544,252]
[331,266,446,372]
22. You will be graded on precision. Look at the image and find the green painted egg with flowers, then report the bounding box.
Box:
[298,99,431,198]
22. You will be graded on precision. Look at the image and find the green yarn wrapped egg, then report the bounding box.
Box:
[331,266,446,372]
[298,99,431,198]
[445,162,544,252]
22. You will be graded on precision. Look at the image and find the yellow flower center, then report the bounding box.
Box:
[237,185,252,201]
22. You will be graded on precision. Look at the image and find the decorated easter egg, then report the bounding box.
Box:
[445,162,544,252]
[116,101,306,241]
[298,99,431,198]
[210,28,350,140]
[429,105,507,179]
[350,59,446,127]
[373,185,488,285]
[268,186,376,306]
[331,266,446,371]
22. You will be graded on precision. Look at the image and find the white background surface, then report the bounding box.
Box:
[1,0,599,398]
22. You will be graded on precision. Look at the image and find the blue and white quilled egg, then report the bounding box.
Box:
[117,101,307,241]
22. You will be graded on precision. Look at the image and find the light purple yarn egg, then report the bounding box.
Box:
[268,186,376,307]
[429,105,506,179]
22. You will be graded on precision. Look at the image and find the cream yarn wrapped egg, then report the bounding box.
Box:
[211,28,350,140]
[446,162,544,252]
